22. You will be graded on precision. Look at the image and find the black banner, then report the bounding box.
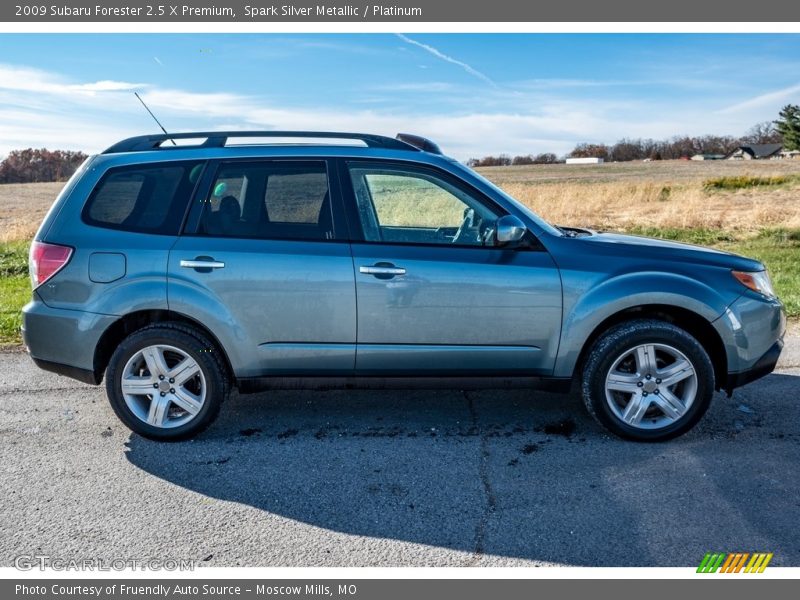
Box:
[3,0,800,22]
[5,579,800,600]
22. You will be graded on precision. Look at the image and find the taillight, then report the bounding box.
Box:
[29,241,72,288]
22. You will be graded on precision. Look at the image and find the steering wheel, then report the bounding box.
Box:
[451,208,477,244]
[453,208,493,246]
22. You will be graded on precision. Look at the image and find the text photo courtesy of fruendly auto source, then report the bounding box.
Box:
[0,33,797,568]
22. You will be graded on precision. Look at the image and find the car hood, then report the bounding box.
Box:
[576,231,764,271]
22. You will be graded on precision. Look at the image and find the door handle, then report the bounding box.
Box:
[180,258,225,270]
[359,264,406,277]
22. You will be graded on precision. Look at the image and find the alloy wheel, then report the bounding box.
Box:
[120,344,207,429]
[604,343,698,430]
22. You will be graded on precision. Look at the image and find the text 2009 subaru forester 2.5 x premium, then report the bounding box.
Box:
[23,131,785,441]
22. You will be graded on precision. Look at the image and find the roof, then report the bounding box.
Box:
[103,131,443,156]
[735,143,783,158]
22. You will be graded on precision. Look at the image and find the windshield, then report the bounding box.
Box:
[450,162,563,237]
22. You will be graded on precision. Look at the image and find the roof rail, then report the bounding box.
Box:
[395,133,443,155]
[102,131,420,154]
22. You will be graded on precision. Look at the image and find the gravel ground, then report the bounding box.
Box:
[1,335,798,568]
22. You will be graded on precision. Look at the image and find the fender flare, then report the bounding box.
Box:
[554,271,731,378]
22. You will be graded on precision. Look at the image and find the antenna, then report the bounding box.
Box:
[134,92,176,146]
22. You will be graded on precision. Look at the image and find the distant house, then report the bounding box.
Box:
[727,144,784,160]
[691,154,725,161]
[566,157,604,165]
[780,149,800,160]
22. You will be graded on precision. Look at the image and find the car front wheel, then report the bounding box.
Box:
[581,319,714,442]
[105,323,228,441]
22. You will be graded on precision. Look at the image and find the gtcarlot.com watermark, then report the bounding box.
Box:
[14,554,197,571]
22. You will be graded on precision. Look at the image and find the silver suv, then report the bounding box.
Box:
[22,131,785,441]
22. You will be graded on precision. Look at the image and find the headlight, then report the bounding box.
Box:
[731,270,776,299]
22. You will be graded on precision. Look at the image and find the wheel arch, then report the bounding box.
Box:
[92,309,235,386]
[572,305,728,390]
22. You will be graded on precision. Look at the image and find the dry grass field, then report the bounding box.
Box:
[3,160,800,242]
[480,159,800,234]
[1,159,799,343]
[0,181,64,243]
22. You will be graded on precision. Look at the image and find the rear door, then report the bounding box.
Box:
[341,160,562,376]
[168,159,357,378]
[39,159,204,315]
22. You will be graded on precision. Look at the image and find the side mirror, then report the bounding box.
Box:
[495,215,528,246]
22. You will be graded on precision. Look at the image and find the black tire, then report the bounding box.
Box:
[581,319,714,442]
[105,322,229,441]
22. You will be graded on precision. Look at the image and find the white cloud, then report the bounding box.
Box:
[395,34,497,88]
[138,89,259,118]
[720,82,800,113]
[0,108,136,155]
[0,63,144,97]
[0,61,784,161]
[72,80,146,93]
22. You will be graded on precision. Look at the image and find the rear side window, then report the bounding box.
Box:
[83,161,204,235]
[264,170,328,224]
[198,161,333,240]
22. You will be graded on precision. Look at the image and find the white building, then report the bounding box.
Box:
[566,157,604,165]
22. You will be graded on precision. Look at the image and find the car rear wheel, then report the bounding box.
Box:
[106,323,228,441]
[581,319,714,441]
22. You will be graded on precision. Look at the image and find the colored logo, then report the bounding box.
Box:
[697,552,773,573]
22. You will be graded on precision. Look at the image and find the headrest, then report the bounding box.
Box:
[219,195,241,220]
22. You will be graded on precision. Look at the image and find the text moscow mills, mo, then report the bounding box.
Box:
[17,4,423,18]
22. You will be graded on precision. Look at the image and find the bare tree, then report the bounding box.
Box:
[464,112,796,166]
[743,121,783,145]
[0,148,88,184]
[466,154,513,167]
[569,143,610,160]
[533,153,558,164]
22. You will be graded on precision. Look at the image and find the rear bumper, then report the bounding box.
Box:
[30,357,99,385]
[22,296,116,385]
[725,338,783,391]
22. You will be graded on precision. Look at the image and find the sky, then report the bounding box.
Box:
[0,33,799,160]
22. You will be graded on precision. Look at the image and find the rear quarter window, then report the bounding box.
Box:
[82,161,204,235]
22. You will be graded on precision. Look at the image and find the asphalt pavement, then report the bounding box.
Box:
[1,332,798,567]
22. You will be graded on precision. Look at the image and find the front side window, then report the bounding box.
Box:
[348,163,500,246]
[199,161,333,240]
[83,161,203,235]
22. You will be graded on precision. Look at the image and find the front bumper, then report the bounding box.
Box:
[714,291,785,380]
[725,338,783,391]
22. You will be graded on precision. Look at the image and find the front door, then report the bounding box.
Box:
[342,160,562,376]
